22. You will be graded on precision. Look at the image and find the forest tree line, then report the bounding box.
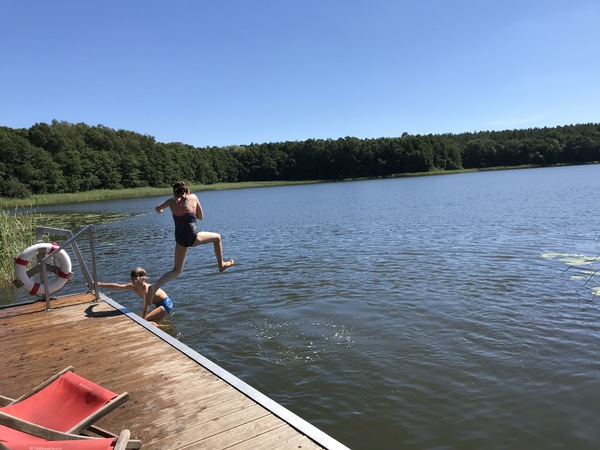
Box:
[1,120,600,198]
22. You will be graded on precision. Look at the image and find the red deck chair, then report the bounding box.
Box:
[0,367,140,449]
[0,429,131,450]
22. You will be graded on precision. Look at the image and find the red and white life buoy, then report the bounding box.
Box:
[14,243,72,296]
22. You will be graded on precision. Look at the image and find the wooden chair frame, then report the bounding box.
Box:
[0,367,141,449]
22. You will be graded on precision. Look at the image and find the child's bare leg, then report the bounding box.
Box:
[194,232,234,272]
[144,306,167,324]
[212,236,234,272]
[145,245,187,303]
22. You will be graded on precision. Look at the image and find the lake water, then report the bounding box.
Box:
[4,165,600,449]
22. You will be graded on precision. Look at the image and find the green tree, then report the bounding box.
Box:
[462,139,498,168]
[0,127,65,195]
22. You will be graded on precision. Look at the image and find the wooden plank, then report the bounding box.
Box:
[148,403,272,448]
[0,293,97,318]
[178,413,290,449]
[0,294,346,450]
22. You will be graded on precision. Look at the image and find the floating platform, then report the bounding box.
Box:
[0,293,349,449]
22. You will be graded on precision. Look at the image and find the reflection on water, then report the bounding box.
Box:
[4,165,600,449]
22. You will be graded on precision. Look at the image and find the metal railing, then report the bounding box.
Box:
[36,225,99,310]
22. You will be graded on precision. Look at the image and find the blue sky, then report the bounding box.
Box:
[1,1,599,147]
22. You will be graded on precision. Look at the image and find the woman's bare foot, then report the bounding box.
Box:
[219,259,235,272]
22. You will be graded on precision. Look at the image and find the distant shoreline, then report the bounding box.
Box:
[1,163,591,209]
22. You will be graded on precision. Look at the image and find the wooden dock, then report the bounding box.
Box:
[0,293,349,449]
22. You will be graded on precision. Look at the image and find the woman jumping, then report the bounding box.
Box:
[146,181,234,303]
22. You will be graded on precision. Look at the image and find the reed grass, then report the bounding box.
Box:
[0,209,40,286]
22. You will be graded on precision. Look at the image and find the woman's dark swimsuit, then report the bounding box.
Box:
[173,211,199,247]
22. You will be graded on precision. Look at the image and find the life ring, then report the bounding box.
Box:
[14,243,72,296]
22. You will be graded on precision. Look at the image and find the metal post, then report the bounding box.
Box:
[36,225,100,308]
[40,253,52,311]
[88,225,100,301]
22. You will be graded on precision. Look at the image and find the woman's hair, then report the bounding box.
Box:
[130,267,147,278]
[173,181,190,198]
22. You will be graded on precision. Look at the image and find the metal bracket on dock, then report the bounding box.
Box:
[36,225,100,311]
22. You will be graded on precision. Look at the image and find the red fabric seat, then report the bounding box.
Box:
[0,368,137,449]
[0,435,117,450]
[1,371,117,433]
